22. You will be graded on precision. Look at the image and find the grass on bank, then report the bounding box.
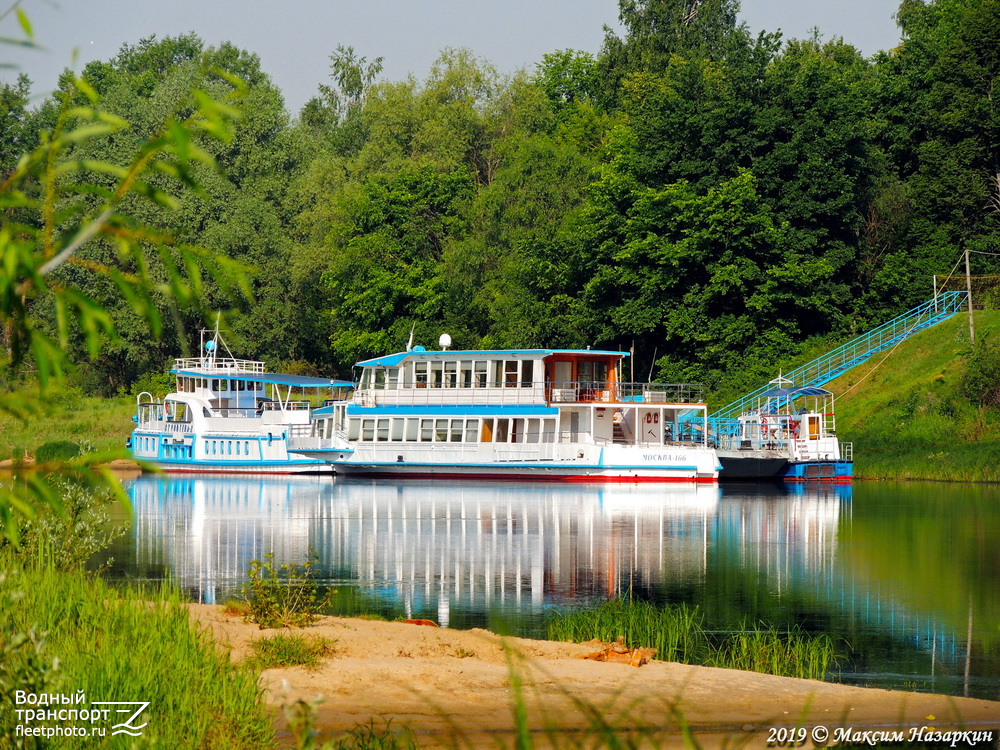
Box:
[0,386,134,462]
[246,633,336,671]
[547,599,842,681]
[0,565,273,749]
[829,310,1000,481]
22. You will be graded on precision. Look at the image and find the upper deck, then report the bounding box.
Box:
[353,348,705,408]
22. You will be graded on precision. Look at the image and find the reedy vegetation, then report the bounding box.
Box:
[547,599,841,681]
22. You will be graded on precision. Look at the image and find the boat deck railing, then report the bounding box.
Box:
[355,381,705,408]
[174,356,267,374]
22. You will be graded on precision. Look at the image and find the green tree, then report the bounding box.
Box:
[865,0,1000,313]
[0,26,248,538]
[30,34,314,391]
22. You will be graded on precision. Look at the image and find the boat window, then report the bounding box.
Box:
[521,361,534,388]
[348,420,360,441]
[235,441,241,455]
[405,419,419,441]
[526,419,541,443]
[460,361,473,388]
[594,361,608,387]
[474,361,487,388]
[449,419,463,442]
[375,370,386,389]
[361,419,375,442]
[420,419,434,442]
[444,361,458,388]
[511,419,522,443]
[542,419,556,443]
[227,441,232,455]
[390,419,404,441]
[386,368,400,389]
[245,441,250,454]
[430,361,444,388]
[465,420,478,442]
[495,418,509,442]
[480,419,493,443]
[504,361,518,387]
[376,419,390,441]
[414,362,429,388]
[434,419,449,442]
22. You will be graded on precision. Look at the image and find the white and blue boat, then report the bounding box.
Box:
[291,338,720,483]
[128,331,353,474]
[712,377,853,482]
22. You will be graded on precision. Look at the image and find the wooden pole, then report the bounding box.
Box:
[965,248,975,345]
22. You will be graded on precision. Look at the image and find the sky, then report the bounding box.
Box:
[3,0,903,114]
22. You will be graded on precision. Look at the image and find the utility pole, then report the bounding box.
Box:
[965,248,975,345]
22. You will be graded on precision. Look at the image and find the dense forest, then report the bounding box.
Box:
[2,0,998,396]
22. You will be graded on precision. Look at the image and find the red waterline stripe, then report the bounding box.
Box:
[337,470,717,484]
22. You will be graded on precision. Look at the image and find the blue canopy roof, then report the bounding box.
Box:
[172,368,352,389]
[760,386,832,399]
[356,348,628,368]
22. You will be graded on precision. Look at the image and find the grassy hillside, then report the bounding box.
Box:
[828,310,1000,482]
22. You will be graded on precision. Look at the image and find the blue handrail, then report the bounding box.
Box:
[710,292,969,419]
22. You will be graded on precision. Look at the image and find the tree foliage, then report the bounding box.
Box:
[6,0,999,418]
[1,26,249,538]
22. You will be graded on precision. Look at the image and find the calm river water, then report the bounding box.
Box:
[103,476,999,700]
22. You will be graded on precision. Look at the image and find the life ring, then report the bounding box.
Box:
[653,413,659,424]
[645,413,652,424]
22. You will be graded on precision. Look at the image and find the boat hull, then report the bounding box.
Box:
[717,452,789,480]
[134,458,334,475]
[313,443,719,484]
[778,460,853,483]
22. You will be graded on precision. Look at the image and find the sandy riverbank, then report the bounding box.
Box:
[189,604,1000,748]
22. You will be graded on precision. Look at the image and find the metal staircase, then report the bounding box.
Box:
[711,291,969,420]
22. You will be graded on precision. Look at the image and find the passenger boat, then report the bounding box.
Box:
[128,331,353,474]
[291,340,720,483]
[712,378,853,482]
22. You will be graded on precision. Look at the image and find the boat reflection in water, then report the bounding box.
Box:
[120,476,1000,699]
[124,476,846,626]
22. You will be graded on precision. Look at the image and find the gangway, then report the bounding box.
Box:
[711,291,969,420]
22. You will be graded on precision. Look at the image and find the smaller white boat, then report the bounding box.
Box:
[128,330,353,474]
[713,377,853,482]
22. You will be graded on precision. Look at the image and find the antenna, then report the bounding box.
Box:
[406,324,415,352]
[647,348,657,383]
[439,333,452,351]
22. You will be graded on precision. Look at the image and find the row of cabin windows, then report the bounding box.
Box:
[176,377,263,393]
[205,439,253,456]
[362,360,536,390]
[348,417,557,444]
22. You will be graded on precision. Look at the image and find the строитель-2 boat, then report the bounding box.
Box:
[290,340,720,483]
[128,331,352,474]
